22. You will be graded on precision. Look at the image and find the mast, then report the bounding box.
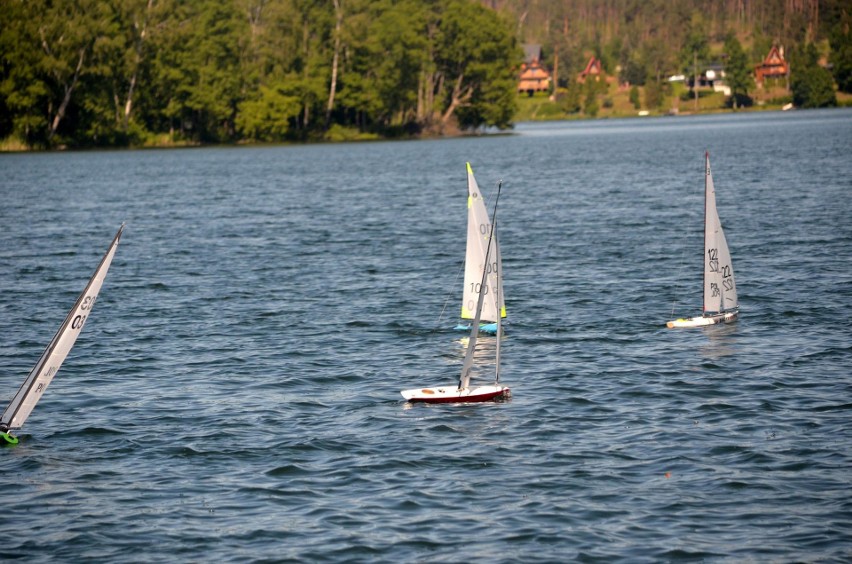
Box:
[494,181,503,384]
[459,181,502,390]
[702,151,709,316]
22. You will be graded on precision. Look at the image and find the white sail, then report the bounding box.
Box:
[460,183,502,390]
[0,224,124,432]
[702,154,738,314]
[461,162,505,323]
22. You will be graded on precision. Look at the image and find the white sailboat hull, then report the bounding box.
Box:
[401,385,510,403]
[667,311,738,328]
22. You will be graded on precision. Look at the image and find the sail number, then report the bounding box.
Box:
[470,282,489,295]
[71,294,96,331]
[722,265,734,292]
[710,282,720,297]
[708,248,734,295]
[707,248,719,273]
[81,295,97,311]
[469,261,499,295]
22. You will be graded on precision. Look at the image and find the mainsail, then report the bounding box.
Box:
[460,181,502,390]
[0,224,124,433]
[702,153,738,314]
[461,162,506,323]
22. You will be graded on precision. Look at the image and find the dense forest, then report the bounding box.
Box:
[1,0,850,149]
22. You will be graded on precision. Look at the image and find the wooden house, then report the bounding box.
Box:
[518,44,551,95]
[755,45,789,84]
[577,56,603,84]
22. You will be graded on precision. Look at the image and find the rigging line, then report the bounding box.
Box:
[436,258,465,328]
[670,245,689,320]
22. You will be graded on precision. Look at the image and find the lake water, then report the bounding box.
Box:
[1,109,850,561]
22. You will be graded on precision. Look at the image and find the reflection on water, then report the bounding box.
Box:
[700,322,739,360]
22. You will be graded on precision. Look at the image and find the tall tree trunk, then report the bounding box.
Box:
[123,0,155,131]
[325,0,342,128]
[552,52,558,98]
[49,47,87,141]
[693,50,699,112]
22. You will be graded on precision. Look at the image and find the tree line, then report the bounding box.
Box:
[0,0,520,148]
[2,0,850,149]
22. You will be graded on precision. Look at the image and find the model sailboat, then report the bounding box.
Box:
[402,180,509,403]
[1,224,124,445]
[668,153,738,328]
[454,162,506,335]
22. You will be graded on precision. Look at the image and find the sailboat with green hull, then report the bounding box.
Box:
[1,225,124,446]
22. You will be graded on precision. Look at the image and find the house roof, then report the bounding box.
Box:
[580,57,602,76]
[761,45,786,66]
[523,44,543,64]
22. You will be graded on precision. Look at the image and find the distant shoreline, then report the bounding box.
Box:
[2,102,850,153]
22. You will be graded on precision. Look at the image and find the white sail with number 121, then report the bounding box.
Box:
[668,153,738,328]
[1,224,124,445]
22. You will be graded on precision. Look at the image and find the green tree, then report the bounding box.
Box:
[145,0,246,142]
[433,0,521,132]
[560,80,581,114]
[236,82,302,140]
[680,14,709,109]
[644,78,663,110]
[338,0,426,132]
[829,19,852,93]
[0,0,49,146]
[582,77,601,116]
[679,14,710,75]
[629,85,641,109]
[0,0,114,147]
[791,43,837,108]
[723,34,754,109]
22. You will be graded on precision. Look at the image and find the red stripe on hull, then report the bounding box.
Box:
[408,389,509,404]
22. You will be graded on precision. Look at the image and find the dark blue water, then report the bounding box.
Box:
[1,109,850,561]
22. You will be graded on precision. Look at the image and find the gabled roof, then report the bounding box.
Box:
[762,45,786,66]
[580,57,602,76]
[523,44,543,64]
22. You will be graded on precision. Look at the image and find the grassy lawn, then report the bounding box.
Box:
[514,80,801,123]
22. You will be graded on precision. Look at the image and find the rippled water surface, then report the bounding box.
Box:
[1,109,851,561]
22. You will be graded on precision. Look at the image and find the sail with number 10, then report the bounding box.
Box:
[668,153,738,328]
[1,224,124,445]
[454,162,506,335]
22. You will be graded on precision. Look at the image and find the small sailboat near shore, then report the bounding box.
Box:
[453,162,506,336]
[668,153,738,328]
[1,225,124,445]
[403,180,509,403]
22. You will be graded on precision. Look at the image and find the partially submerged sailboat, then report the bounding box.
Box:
[454,162,506,335]
[668,153,738,328]
[1,224,124,445]
[402,181,510,403]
